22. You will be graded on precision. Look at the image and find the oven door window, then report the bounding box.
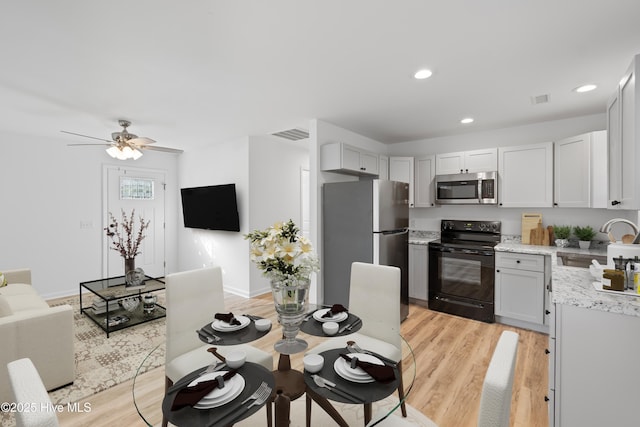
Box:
[437,181,479,200]
[434,249,494,301]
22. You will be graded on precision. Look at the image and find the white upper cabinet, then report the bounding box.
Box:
[436,148,497,175]
[320,142,379,176]
[607,54,639,210]
[554,131,607,208]
[389,157,415,207]
[378,155,389,180]
[498,142,553,207]
[414,155,436,207]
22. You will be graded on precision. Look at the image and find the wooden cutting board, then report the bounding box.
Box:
[522,213,543,244]
[529,222,545,245]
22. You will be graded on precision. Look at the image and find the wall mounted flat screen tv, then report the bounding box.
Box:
[180,184,240,231]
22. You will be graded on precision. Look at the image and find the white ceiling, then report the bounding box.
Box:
[2,1,640,152]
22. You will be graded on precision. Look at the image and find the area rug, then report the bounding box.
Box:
[1,293,166,427]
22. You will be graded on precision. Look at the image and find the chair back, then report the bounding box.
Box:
[348,262,402,349]
[477,330,519,427]
[7,358,60,427]
[165,267,225,364]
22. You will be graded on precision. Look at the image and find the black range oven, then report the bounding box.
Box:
[428,220,501,323]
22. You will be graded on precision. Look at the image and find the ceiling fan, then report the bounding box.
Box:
[63,119,183,160]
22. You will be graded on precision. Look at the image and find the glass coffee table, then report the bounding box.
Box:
[79,275,165,337]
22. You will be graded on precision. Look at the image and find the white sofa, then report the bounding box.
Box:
[0,269,75,403]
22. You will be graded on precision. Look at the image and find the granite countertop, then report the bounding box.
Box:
[408,230,439,245]
[495,242,640,318]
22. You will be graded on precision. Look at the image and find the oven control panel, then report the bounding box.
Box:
[441,220,501,233]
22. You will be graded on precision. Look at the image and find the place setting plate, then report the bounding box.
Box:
[313,308,349,323]
[189,371,246,409]
[333,353,384,383]
[211,315,251,332]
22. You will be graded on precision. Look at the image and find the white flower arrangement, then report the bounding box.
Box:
[245,219,319,282]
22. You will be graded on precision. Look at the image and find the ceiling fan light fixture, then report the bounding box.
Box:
[106,146,120,158]
[132,148,143,160]
[414,69,433,80]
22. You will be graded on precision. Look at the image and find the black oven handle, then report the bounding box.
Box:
[433,246,493,257]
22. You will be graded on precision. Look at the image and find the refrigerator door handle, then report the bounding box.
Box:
[375,228,409,236]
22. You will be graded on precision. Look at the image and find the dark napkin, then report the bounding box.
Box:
[171,369,238,410]
[339,353,395,383]
[214,312,241,326]
[322,303,348,318]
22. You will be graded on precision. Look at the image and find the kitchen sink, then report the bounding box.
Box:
[556,251,607,268]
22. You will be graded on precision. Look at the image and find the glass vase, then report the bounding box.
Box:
[270,276,310,354]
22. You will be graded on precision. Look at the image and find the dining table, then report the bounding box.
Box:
[136,304,416,427]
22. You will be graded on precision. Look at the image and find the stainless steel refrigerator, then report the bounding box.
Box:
[322,180,409,320]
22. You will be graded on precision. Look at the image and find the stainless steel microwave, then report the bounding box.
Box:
[435,171,498,205]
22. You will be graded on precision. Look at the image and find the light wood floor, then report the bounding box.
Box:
[56,294,548,427]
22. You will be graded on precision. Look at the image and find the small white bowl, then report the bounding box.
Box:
[303,354,324,373]
[322,321,339,336]
[255,318,272,332]
[225,350,246,369]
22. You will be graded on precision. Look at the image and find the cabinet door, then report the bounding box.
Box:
[607,92,622,208]
[495,268,545,324]
[378,155,389,180]
[342,144,362,172]
[436,152,465,174]
[389,157,415,207]
[360,151,379,175]
[498,142,553,207]
[620,64,636,209]
[464,148,497,173]
[414,155,435,208]
[554,134,590,207]
[409,244,428,300]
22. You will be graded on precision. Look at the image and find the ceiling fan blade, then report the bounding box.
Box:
[61,130,112,143]
[129,136,156,145]
[141,145,184,154]
[67,143,112,147]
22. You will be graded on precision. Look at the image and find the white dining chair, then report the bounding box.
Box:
[7,357,60,427]
[307,262,406,423]
[477,330,519,427]
[163,266,273,427]
[363,330,519,427]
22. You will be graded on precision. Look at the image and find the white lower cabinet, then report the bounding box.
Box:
[409,244,428,301]
[550,303,640,426]
[495,252,549,332]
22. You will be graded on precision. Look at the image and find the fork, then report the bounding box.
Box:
[211,381,272,426]
[347,343,398,367]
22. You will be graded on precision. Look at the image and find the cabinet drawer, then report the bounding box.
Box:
[496,252,545,272]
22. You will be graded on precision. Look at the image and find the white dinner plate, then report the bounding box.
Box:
[333,353,385,383]
[211,315,251,332]
[313,308,348,323]
[189,371,245,409]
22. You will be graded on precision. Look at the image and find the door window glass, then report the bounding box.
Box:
[120,177,154,200]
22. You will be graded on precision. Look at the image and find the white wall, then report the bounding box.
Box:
[176,135,310,298]
[248,135,310,296]
[176,137,251,294]
[0,130,179,298]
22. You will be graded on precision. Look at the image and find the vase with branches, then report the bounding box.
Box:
[104,209,150,280]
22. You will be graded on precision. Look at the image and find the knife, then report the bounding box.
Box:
[312,375,363,403]
[346,318,361,331]
[338,319,358,334]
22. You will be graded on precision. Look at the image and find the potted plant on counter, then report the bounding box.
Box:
[574,225,597,249]
[554,225,571,248]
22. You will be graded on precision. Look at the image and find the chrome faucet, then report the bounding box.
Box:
[599,218,640,244]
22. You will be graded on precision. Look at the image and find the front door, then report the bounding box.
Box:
[103,165,166,278]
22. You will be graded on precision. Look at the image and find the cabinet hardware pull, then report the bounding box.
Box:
[611,200,621,206]
[545,310,551,315]
[516,260,521,263]
[545,396,549,402]
[545,349,550,354]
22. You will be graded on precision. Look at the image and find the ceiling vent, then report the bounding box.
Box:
[272,128,309,141]
[530,94,550,105]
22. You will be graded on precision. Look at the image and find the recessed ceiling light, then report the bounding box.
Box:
[414,69,433,80]
[460,118,474,124]
[575,84,597,93]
